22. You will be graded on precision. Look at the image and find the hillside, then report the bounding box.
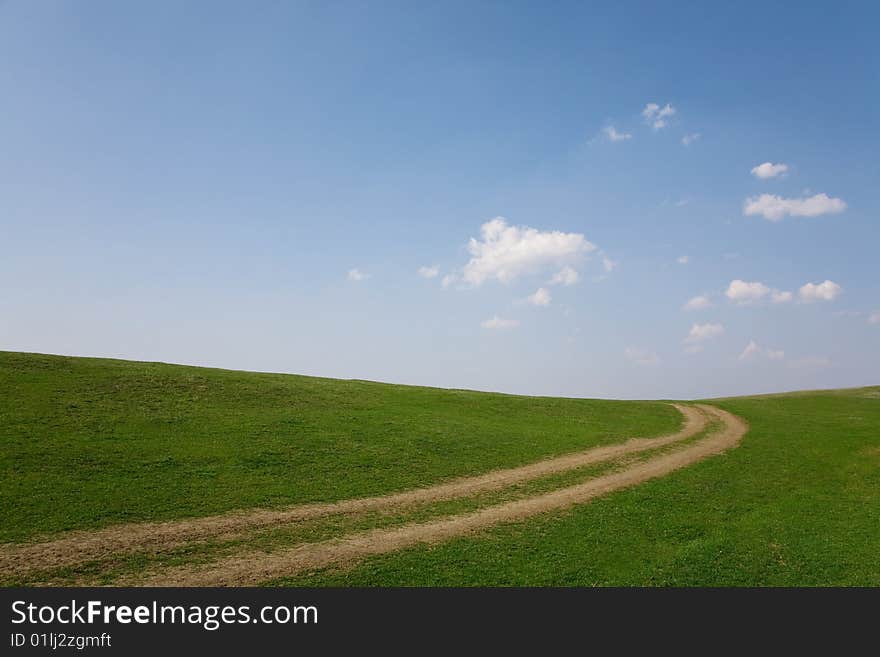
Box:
[283,386,880,586]
[0,351,677,543]
[1,351,877,586]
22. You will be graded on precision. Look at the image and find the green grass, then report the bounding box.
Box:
[4,351,877,586]
[279,387,880,586]
[0,351,678,543]
[8,421,722,586]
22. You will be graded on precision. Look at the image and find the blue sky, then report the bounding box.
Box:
[1,1,878,399]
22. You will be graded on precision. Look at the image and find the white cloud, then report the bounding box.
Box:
[743,193,846,221]
[601,255,617,273]
[642,102,676,130]
[798,280,842,303]
[674,198,690,207]
[726,278,841,305]
[677,255,689,265]
[642,103,659,120]
[726,279,792,305]
[683,295,712,311]
[739,340,785,361]
[726,279,770,304]
[480,316,519,330]
[417,265,439,279]
[724,278,792,305]
[739,340,761,361]
[624,347,660,366]
[681,133,701,146]
[526,287,551,307]
[441,273,457,288]
[868,311,880,325]
[603,126,632,142]
[685,322,724,343]
[461,217,596,286]
[750,162,789,179]
[347,268,369,282]
[771,290,793,304]
[549,266,579,286]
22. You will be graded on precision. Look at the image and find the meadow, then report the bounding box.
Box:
[282,388,880,586]
[0,351,676,543]
[1,351,876,586]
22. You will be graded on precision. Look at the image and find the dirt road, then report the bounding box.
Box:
[129,404,746,586]
[0,404,708,578]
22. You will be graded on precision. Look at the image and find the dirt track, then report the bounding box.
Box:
[0,404,708,578]
[129,404,746,586]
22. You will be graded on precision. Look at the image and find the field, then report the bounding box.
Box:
[285,390,880,586]
[1,351,877,586]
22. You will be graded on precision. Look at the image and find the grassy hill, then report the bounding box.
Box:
[0,351,677,543]
[1,351,877,586]
[282,387,880,586]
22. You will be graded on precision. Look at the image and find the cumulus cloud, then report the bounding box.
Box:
[681,133,701,146]
[739,340,785,361]
[480,316,519,330]
[642,102,676,130]
[799,280,842,303]
[549,266,579,286]
[417,265,439,279]
[868,311,880,325]
[347,268,369,282]
[601,255,617,273]
[685,322,724,343]
[624,347,660,366]
[683,295,712,311]
[677,255,689,265]
[461,217,596,286]
[603,126,632,142]
[772,290,793,303]
[743,193,846,221]
[726,279,770,304]
[750,162,789,179]
[726,278,841,305]
[725,279,792,305]
[526,287,551,306]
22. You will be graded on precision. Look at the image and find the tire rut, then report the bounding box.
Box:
[127,404,746,586]
[0,404,707,579]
